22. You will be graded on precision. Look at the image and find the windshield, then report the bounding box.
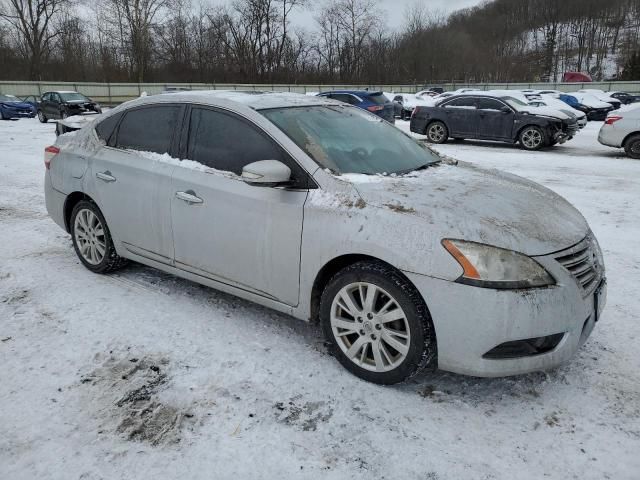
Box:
[501,96,528,109]
[0,94,19,102]
[261,105,440,175]
[59,92,89,102]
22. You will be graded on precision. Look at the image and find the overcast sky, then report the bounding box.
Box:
[289,0,485,31]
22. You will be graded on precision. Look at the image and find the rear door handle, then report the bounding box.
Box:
[96,171,116,182]
[175,190,203,204]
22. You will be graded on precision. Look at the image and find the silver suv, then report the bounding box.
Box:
[44,91,606,384]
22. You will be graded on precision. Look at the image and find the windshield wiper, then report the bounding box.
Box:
[396,162,438,175]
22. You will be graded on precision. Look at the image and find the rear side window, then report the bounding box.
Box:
[95,112,123,145]
[331,94,359,105]
[115,106,180,154]
[443,97,477,109]
[367,94,387,105]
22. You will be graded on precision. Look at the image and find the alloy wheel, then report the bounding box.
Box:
[428,124,446,143]
[330,282,410,372]
[521,128,543,149]
[74,208,106,265]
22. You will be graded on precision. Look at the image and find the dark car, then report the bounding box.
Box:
[609,92,639,105]
[0,94,36,119]
[559,94,613,121]
[37,91,102,123]
[317,90,394,123]
[410,94,579,151]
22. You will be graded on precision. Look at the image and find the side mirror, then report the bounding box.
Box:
[500,106,512,114]
[241,160,291,186]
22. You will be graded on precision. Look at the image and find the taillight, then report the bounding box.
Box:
[411,107,420,120]
[604,115,623,125]
[367,105,384,112]
[44,145,60,170]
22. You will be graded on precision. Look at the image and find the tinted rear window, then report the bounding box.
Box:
[115,106,181,154]
[367,93,388,105]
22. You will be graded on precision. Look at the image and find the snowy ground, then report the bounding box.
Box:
[1,118,639,480]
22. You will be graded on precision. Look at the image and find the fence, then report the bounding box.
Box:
[1,80,639,105]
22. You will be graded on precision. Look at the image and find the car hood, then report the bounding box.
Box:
[524,105,571,120]
[346,162,588,256]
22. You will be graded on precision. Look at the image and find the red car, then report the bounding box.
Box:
[562,72,593,83]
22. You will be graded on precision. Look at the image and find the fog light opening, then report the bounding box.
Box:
[482,333,565,360]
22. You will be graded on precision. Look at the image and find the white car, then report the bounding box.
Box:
[598,105,640,158]
[577,89,622,110]
[538,94,588,128]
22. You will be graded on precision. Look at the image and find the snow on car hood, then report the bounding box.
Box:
[523,105,571,120]
[345,162,588,256]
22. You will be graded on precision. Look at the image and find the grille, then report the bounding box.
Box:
[554,237,602,295]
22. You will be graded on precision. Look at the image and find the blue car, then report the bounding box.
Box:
[0,94,36,120]
[317,90,395,123]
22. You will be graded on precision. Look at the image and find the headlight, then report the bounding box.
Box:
[442,239,555,289]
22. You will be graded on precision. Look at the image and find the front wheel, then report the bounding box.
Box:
[320,261,437,384]
[624,134,640,159]
[519,126,545,151]
[38,110,47,123]
[425,121,448,144]
[70,200,127,274]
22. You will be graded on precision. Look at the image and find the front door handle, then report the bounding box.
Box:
[175,190,203,205]
[96,171,116,182]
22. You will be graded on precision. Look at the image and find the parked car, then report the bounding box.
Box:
[537,94,588,128]
[559,93,614,121]
[21,94,41,110]
[577,89,622,110]
[609,91,639,105]
[317,90,394,123]
[598,106,640,159]
[411,94,579,150]
[415,89,439,98]
[391,94,429,119]
[38,91,102,123]
[0,94,36,119]
[44,91,606,383]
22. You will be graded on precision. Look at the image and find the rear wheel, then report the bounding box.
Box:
[38,110,47,123]
[519,126,545,151]
[70,200,127,274]
[624,134,640,159]
[320,261,437,384]
[425,121,448,144]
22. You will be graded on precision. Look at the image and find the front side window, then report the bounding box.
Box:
[186,107,309,186]
[477,98,507,111]
[115,105,180,154]
[261,105,441,175]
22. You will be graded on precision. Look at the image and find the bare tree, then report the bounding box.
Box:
[0,0,70,79]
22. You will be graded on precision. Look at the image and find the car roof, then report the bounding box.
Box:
[115,90,337,111]
[320,90,382,96]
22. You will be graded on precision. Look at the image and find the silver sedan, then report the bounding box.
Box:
[44,91,606,384]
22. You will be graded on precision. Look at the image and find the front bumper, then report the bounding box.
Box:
[405,242,606,377]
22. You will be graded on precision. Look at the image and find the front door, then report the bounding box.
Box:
[476,98,516,140]
[90,104,183,264]
[170,106,311,306]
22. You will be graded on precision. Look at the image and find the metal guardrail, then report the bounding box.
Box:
[1,80,639,105]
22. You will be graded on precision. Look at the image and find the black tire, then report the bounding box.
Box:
[519,125,545,151]
[70,200,128,274]
[320,260,437,385]
[624,134,640,159]
[425,121,449,144]
[38,110,47,123]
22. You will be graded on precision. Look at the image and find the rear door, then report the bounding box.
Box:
[441,97,479,137]
[170,106,311,306]
[476,98,516,140]
[89,104,183,264]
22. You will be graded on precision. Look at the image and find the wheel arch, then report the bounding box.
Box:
[424,118,449,136]
[309,254,423,323]
[622,131,640,149]
[63,192,97,232]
